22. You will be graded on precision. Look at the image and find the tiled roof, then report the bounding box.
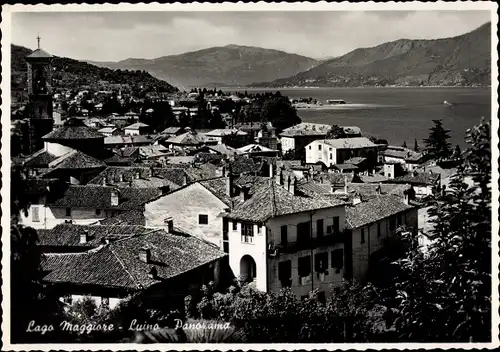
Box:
[229,157,263,175]
[125,122,150,130]
[24,178,61,195]
[345,195,414,229]
[161,127,184,134]
[314,172,354,186]
[381,146,424,162]
[138,145,168,159]
[226,178,345,223]
[184,163,219,182]
[26,48,53,59]
[97,210,146,226]
[194,153,225,165]
[42,230,226,290]
[347,183,412,199]
[199,178,233,206]
[46,185,161,210]
[333,164,359,171]
[98,127,118,133]
[43,119,104,140]
[166,131,208,146]
[321,137,377,149]
[37,224,150,248]
[237,144,277,153]
[104,135,153,145]
[23,149,58,168]
[205,129,247,137]
[166,156,196,164]
[392,172,441,186]
[344,157,367,165]
[208,144,240,156]
[88,166,183,189]
[358,174,390,183]
[48,149,106,170]
[280,123,331,137]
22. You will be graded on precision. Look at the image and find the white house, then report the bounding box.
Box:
[280,123,331,156]
[124,122,150,136]
[305,137,379,168]
[144,178,233,249]
[224,176,347,300]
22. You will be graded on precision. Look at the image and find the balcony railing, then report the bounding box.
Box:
[268,232,345,256]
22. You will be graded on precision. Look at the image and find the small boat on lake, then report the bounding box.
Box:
[326,99,347,105]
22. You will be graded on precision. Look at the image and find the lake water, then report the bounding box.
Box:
[224,87,492,148]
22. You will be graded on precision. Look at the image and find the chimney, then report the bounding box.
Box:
[275,166,282,185]
[102,176,107,186]
[118,174,124,182]
[284,175,291,191]
[377,183,382,195]
[139,247,151,263]
[183,172,188,186]
[226,170,234,197]
[135,171,140,180]
[110,189,119,206]
[269,163,274,178]
[148,267,158,280]
[344,175,349,194]
[164,217,174,233]
[222,166,227,177]
[79,230,89,244]
[149,167,154,178]
[289,176,296,195]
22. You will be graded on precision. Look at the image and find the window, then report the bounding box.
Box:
[232,221,237,230]
[32,207,40,222]
[257,226,261,234]
[388,173,392,178]
[298,255,311,278]
[329,147,332,151]
[318,145,322,151]
[297,221,311,244]
[377,222,381,237]
[315,252,329,272]
[278,260,292,287]
[330,153,333,159]
[331,249,344,271]
[241,223,254,243]
[361,228,365,244]
[223,241,229,253]
[96,209,102,216]
[317,219,324,238]
[280,225,288,245]
[199,214,208,224]
[309,145,311,150]
[333,216,340,234]
[65,208,71,217]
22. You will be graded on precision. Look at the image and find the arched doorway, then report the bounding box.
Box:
[240,255,257,282]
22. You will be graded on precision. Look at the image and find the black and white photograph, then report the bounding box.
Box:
[1,2,498,349]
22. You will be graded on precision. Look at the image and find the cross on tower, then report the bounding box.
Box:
[36,35,41,49]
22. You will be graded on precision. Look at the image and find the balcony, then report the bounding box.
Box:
[268,232,345,257]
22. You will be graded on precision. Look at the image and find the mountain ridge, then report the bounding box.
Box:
[87,44,319,89]
[251,22,491,88]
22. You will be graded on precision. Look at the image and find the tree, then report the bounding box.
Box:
[453,144,462,158]
[260,96,301,133]
[402,141,407,149]
[424,119,452,160]
[326,125,347,139]
[414,139,419,152]
[388,119,491,342]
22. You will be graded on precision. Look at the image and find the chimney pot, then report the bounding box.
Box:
[110,189,119,206]
[79,230,89,244]
[118,174,124,182]
[164,217,174,233]
[139,247,151,264]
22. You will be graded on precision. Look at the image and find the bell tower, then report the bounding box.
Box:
[25,36,54,153]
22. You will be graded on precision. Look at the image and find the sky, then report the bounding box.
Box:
[11,10,491,62]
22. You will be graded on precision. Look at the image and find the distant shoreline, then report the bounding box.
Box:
[229,85,491,90]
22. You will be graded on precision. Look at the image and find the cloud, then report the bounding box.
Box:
[11,10,491,61]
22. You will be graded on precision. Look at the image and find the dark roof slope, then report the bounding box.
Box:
[49,149,106,169]
[346,195,414,229]
[24,149,58,168]
[42,230,226,290]
[97,210,146,226]
[43,119,104,140]
[46,185,160,210]
[26,48,53,59]
[391,172,441,186]
[226,178,345,223]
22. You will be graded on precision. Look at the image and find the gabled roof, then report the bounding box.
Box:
[125,122,150,130]
[205,128,247,137]
[237,144,277,153]
[48,149,106,170]
[381,146,424,162]
[345,195,414,229]
[46,185,161,210]
[166,131,208,146]
[226,178,345,223]
[26,48,53,59]
[98,127,119,133]
[42,229,227,290]
[208,144,240,156]
[97,210,146,226]
[280,123,331,137]
[43,119,104,140]
[319,137,377,149]
[391,172,441,186]
[37,224,150,248]
[229,157,263,175]
[161,127,184,134]
[104,135,153,145]
[23,149,58,168]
